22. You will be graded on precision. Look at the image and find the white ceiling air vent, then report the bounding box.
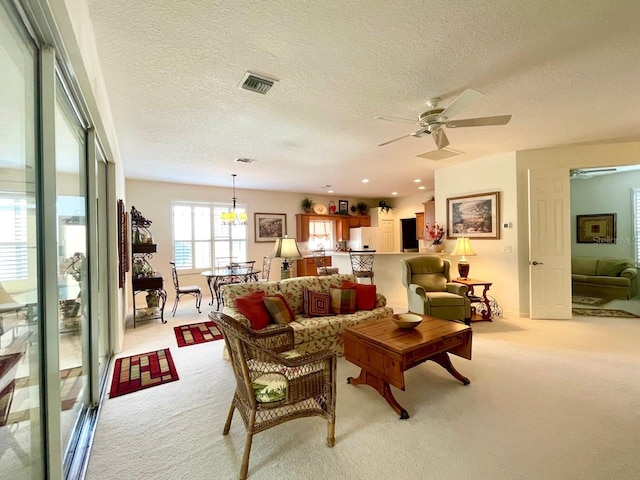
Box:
[417,147,464,161]
[238,72,278,94]
[234,157,256,164]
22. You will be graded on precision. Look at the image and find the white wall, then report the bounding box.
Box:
[435,153,520,317]
[570,171,640,258]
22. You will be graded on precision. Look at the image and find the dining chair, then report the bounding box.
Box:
[312,249,339,276]
[210,311,336,480]
[348,250,376,284]
[170,262,202,316]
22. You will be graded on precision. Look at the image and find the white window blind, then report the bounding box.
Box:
[172,202,247,270]
[0,196,28,281]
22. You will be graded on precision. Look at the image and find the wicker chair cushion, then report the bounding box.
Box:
[263,294,295,324]
[341,280,377,310]
[235,291,271,329]
[329,287,356,314]
[252,373,287,403]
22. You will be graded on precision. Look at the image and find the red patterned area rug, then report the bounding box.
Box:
[174,321,223,347]
[7,366,83,423]
[572,308,640,318]
[109,348,179,398]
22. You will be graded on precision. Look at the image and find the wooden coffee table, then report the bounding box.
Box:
[343,315,472,419]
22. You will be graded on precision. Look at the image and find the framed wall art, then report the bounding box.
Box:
[338,200,349,215]
[576,213,616,244]
[446,191,500,239]
[254,213,287,243]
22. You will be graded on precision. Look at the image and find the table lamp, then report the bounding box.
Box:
[269,236,302,279]
[450,237,476,279]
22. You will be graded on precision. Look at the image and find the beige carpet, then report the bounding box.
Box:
[85,300,640,480]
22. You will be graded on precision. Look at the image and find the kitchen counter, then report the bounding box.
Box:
[330,251,454,306]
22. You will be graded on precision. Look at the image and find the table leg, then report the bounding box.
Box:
[481,285,492,320]
[347,369,409,419]
[206,277,215,306]
[428,352,470,385]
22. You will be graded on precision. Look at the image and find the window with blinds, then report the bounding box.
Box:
[172,202,247,270]
[0,196,28,281]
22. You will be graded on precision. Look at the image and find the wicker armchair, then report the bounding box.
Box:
[210,311,337,480]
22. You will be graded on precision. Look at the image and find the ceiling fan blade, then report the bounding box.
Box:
[445,115,512,128]
[378,133,413,146]
[432,128,449,149]
[374,115,416,124]
[437,89,483,121]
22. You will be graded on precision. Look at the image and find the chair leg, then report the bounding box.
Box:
[172,295,180,317]
[327,420,335,447]
[223,403,235,435]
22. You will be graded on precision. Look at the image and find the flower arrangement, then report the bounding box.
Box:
[425,223,445,245]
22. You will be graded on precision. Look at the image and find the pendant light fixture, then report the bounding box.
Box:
[221,174,248,225]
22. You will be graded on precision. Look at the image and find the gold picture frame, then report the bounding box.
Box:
[446,191,500,239]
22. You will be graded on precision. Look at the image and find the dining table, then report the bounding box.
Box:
[201,265,260,309]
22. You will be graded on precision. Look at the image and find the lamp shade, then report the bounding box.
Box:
[449,237,476,259]
[269,236,302,260]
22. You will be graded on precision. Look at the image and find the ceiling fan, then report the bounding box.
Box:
[570,168,617,179]
[375,89,511,158]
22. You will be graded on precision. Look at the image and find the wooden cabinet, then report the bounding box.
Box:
[296,256,334,277]
[296,213,370,242]
[416,212,425,239]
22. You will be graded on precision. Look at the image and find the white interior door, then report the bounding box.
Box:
[529,167,572,319]
[380,220,394,252]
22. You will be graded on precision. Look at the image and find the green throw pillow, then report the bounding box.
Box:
[596,259,628,277]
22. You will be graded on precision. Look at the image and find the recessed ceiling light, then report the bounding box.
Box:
[392,192,398,196]
[328,189,334,193]
[418,186,426,190]
[413,178,421,183]
[362,178,369,183]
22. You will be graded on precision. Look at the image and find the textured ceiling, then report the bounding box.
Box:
[85,0,640,198]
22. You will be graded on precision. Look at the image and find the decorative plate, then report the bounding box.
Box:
[313,204,328,214]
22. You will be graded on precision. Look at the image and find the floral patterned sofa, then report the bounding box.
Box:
[220,274,393,355]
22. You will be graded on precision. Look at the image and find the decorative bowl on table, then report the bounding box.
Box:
[392,313,423,329]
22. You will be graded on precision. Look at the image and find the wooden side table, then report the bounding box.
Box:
[453,278,493,322]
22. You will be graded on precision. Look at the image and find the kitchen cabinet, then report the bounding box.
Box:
[296,213,369,242]
[296,256,334,276]
[416,212,425,239]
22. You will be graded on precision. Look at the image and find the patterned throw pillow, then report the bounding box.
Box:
[302,288,331,317]
[263,294,295,324]
[235,291,271,329]
[329,287,356,314]
[342,280,377,310]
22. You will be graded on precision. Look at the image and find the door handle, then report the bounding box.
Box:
[531,261,544,265]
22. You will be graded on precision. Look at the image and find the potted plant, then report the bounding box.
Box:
[425,223,446,252]
[356,201,369,215]
[300,197,314,213]
[378,200,393,213]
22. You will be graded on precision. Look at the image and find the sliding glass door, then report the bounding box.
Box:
[0,2,43,477]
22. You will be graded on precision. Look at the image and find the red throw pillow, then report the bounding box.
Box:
[235,291,271,329]
[342,280,377,310]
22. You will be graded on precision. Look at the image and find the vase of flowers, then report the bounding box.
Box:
[425,223,446,252]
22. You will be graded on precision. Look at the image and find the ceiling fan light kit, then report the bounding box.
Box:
[376,89,512,156]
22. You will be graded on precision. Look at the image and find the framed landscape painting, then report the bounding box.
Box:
[254,213,287,243]
[576,213,616,244]
[447,192,500,239]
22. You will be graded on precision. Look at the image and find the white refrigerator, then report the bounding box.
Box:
[347,227,379,251]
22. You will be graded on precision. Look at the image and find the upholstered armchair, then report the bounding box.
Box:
[401,256,471,325]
